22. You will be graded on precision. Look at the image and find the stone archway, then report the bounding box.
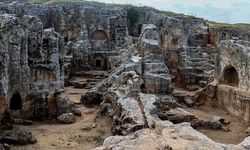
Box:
[92,30,108,40]
[91,30,109,50]
[222,65,239,87]
[10,91,22,110]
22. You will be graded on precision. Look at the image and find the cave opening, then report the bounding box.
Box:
[222,65,239,87]
[138,24,142,36]
[96,59,102,68]
[10,91,22,110]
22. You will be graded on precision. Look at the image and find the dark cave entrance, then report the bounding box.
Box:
[222,66,239,87]
[138,24,142,35]
[96,59,102,68]
[64,36,68,43]
[10,91,22,110]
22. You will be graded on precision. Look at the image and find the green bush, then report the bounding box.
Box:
[0,28,10,40]
[126,6,140,25]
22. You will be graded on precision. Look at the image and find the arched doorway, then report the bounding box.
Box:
[10,91,22,110]
[94,54,108,70]
[222,65,239,87]
[91,30,109,50]
[92,30,108,40]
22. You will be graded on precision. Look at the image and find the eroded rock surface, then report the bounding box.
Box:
[0,130,37,145]
[96,122,250,150]
[1,1,250,149]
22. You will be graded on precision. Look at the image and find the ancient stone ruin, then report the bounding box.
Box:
[0,1,250,150]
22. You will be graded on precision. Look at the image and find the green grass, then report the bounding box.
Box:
[229,47,240,55]
[73,134,105,145]
[206,20,250,31]
[72,128,107,145]
[161,11,196,19]
[0,28,11,39]
[96,129,106,136]
[28,0,133,8]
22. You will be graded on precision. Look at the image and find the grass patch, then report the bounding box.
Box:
[0,28,10,39]
[73,134,105,145]
[126,6,140,25]
[28,0,134,8]
[96,129,106,136]
[11,0,250,31]
[206,21,250,32]
[229,47,240,55]
[72,128,107,145]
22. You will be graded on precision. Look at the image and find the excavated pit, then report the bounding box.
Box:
[186,106,248,144]
[172,87,249,144]
[11,75,112,150]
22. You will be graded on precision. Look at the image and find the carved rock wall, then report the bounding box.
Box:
[0,14,64,117]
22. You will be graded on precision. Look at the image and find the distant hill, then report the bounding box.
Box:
[4,0,250,32]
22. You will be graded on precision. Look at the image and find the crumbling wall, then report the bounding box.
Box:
[216,40,250,122]
[216,40,250,89]
[132,9,215,89]
[0,14,64,118]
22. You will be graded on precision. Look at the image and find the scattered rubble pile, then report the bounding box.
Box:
[0,1,250,150]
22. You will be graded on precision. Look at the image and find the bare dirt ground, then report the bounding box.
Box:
[10,82,249,149]
[11,80,112,150]
[186,105,249,144]
[175,86,249,144]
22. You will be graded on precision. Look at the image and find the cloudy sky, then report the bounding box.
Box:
[93,0,250,24]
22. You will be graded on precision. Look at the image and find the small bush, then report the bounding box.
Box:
[126,6,140,25]
[0,28,10,39]
[73,135,105,145]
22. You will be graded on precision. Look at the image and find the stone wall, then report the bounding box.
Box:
[0,14,64,117]
[0,2,129,47]
[216,40,250,90]
[131,9,215,89]
[217,85,250,123]
[212,39,250,122]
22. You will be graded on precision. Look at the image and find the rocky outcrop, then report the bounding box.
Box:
[139,24,172,94]
[101,71,145,135]
[0,12,71,119]
[0,2,129,44]
[1,1,250,150]
[0,2,133,75]
[57,113,76,124]
[131,9,217,90]
[96,122,250,150]
[0,143,10,150]
[81,90,103,107]
[0,130,37,145]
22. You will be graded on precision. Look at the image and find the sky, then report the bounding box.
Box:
[92,0,250,24]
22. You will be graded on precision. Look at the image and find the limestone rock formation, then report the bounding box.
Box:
[1,1,250,149]
[57,113,76,124]
[0,130,37,145]
[96,122,250,150]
